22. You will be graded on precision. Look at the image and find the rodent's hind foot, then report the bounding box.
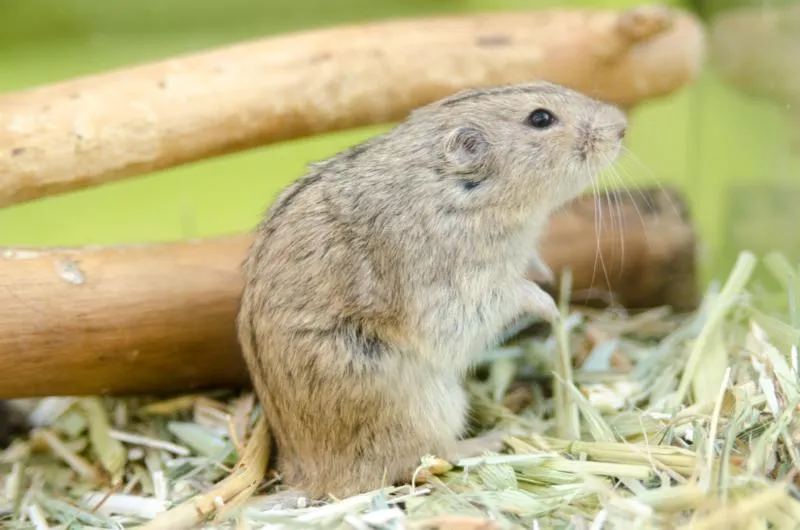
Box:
[279,451,423,501]
[449,430,507,462]
[520,279,560,323]
[250,489,313,511]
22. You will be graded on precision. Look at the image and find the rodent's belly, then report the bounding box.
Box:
[379,357,470,441]
[413,275,523,368]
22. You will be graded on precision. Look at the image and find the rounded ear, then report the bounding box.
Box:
[443,126,489,173]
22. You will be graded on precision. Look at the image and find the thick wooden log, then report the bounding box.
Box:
[0,6,705,208]
[0,187,698,399]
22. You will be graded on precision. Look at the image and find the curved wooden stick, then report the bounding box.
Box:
[0,6,705,207]
[0,187,697,399]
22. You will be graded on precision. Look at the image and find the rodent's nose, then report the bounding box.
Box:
[618,127,626,140]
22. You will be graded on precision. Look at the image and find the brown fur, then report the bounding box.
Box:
[237,81,627,500]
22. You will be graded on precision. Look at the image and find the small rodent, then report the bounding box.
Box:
[237,81,627,500]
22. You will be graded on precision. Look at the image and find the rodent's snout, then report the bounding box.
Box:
[599,105,628,145]
[572,105,628,166]
[607,105,628,142]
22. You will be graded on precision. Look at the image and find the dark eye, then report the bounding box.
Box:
[526,109,556,129]
[462,180,481,191]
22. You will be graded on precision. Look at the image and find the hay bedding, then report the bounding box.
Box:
[1,250,799,529]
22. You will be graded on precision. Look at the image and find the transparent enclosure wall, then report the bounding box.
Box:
[0,0,797,286]
[685,0,800,285]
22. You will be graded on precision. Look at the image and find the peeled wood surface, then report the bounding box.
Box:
[0,6,705,208]
[0,187,697,399]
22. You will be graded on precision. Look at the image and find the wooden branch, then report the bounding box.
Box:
[0,187,697,399]
[0,6,705,208]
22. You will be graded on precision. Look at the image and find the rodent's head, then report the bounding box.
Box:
[405,81,628,218]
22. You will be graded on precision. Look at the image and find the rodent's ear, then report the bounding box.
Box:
[443,126,489,173]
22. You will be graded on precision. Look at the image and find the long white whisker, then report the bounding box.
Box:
[590,165,602,297]
[603,153,627,278]
[613,153,648,232]
[622,146,681,221]
[603,171,618,276]
[594,164,612,298]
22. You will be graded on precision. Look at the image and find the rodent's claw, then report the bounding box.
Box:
[520,280,560,323]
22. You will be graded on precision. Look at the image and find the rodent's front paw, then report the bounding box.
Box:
[520,280,559,323]
[527,253,555,286]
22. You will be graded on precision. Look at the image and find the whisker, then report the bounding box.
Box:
[590,165,602,297]
[603,171,618,274]
[612,154,648,232]
[621,146,682,221]
[615,149,655,212]
[603,156,627,278]
[591,162,612,299]
[600,153,627,280]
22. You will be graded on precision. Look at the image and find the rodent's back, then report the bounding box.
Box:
[240,163,410,364]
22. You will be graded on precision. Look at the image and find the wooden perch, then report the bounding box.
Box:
[0,187,697,399]
[0,6,705,208]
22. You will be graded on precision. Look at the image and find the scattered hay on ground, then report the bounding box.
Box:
[2,250,799,529]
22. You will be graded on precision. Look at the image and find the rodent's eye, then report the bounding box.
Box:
[462,180,481,191]
[526,109,557,129]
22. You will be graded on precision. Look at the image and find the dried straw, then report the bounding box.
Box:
[2,249,799,529]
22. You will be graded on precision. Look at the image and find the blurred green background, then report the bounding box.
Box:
[1,0,797,284]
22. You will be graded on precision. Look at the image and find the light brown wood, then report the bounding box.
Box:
[0,6,705,208]
[0,187,697,399]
